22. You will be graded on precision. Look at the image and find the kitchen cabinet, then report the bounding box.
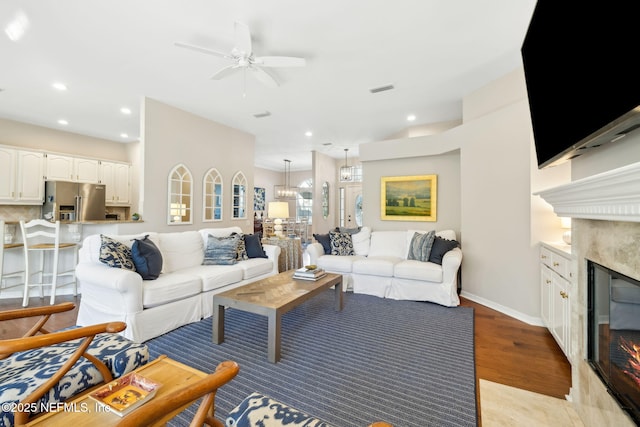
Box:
[540,242,573,359]
[100,161,130,205]
[0,147,44,204]
[45,154,100,183]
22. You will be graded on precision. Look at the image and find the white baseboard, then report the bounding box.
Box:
[460,291,544,327]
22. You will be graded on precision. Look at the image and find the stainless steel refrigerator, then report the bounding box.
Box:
[43,181,106,221]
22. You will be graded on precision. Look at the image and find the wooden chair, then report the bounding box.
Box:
[115,360,240,427]
[19,219,78,307]
[0,303,148,426]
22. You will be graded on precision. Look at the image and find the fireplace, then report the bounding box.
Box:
[588,260,640,424]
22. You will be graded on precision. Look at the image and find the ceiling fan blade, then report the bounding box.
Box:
[174,41,233,60]
[254,56,306,67]
[233,21,252,56]
[249,66,279,88]
[210,64,240,80]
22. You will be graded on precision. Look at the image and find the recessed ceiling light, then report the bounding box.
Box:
[120,107,131,115]
[305,131,313,137]
[52,82,67,91]
[57,119,68,125]
[407,114,416,122]
[120,133,129,138]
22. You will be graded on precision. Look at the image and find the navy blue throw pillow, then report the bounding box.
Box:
[313,233,332,255]
[131,235,163,280]
[428,236,460,265]
[244,233,267,258]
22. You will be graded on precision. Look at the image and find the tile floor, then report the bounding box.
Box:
[480,380,584,426]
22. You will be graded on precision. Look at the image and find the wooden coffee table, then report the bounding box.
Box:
[212,270,343,363]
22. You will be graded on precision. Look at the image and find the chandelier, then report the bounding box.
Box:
[340,148,353,182]
[274,159,300,200]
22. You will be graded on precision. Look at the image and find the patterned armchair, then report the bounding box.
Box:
[0,303,148,426]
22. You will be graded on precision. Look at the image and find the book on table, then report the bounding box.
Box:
[293,267,326,280]
[89,372,161,417]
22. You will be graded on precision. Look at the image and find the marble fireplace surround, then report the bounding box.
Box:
[537,161,640,427]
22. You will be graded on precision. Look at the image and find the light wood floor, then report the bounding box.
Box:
[0,294,572,421]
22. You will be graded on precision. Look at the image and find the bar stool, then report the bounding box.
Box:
[19,219,78,307]
[0,220,24,295]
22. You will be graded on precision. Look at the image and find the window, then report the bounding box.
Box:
[203,168,222,221]
[296,178,313,223]
[231,171,247,219]
[168,164,192,224]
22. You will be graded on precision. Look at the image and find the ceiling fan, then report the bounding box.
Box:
[175,21,306,88]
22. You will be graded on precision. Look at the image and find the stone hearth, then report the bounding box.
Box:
[537,161,640,427]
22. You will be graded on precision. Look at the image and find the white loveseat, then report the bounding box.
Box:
[307,228,462,307]
[75,227,280,342]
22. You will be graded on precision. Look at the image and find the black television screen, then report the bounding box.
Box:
[522,1,640,169]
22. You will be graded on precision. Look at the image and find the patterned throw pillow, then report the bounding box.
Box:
[99,234,136,271]
[232,232,249,260]
[203,234,240,265]
[407,230,436,262]
[329,230,355,256]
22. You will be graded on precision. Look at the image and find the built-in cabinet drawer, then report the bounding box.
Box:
[540,242,573,359]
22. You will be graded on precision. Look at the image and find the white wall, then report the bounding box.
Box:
[131,97,256,233]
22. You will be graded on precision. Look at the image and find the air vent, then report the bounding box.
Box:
[253,111,271,118]
[369,84,394,94]
[617,123,640,136]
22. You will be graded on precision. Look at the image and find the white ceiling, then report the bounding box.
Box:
[0,0,537,171]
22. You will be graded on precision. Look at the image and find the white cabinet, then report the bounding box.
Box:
[45,154,100,183]
[0,147,44,204]
[100,161,130,205]
[540,242,573,359]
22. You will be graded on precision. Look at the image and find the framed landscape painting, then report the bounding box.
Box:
[381,175,437,221]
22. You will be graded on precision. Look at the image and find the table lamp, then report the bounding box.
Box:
[268,201,290,237]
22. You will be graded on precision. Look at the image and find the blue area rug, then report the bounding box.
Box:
[146,291,477,426]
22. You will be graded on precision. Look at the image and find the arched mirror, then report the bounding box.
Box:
[168,164,192,224]
[232,171,247,219]
[203,168,223,222]
[322,181,330,219]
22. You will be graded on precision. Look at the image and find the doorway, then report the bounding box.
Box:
[340,184,362,228]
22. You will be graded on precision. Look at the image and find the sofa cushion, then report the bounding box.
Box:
[131,235,163,280]
[237,258,274,280]
[351,226,371,256]
[313,233,332,254]
[329,230,354,256]
[407,230,436,262]
[352,257,401,277]
[429,236,460,265]
[181,264,245,292]
[159,231,204,273]
[203,234,240,266]
[141,272,202,308]
[316,255,364,273]
[394,259,443,282]
[99,235,136,271]
[368,231,408,259]
[226,392,329,427]
[244,233,267,258]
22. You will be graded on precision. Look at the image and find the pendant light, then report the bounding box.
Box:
[274,159,300,200]
[340,148,353,182]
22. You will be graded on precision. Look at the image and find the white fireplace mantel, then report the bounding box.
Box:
[535,161,640,222]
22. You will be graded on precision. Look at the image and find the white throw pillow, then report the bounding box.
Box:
[351,226,371,256]
[159,231,204,273]
[368,231,408,259]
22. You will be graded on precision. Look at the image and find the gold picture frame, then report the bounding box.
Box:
[381,175,437,221]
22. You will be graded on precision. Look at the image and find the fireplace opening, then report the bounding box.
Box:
[588,260,640,424]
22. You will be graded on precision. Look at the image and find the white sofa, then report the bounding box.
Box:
[306,228,462,307]
[75,227,280,342]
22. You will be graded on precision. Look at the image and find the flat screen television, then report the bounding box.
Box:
[522,1,640,169]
